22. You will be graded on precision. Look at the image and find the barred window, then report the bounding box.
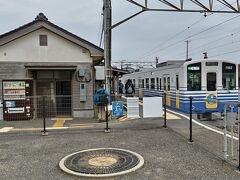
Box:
[39,35,48,46]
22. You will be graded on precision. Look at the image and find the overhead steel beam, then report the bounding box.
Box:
[111,10,145,30]
[126,0,240,13]
[217,0,238,12]
[158,0,181,10]
[190,0,211,12]
[126,0,145,9]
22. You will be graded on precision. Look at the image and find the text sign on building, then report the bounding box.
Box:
[127,97,139,118]
[143,97,163,118]
[112,101,124,117]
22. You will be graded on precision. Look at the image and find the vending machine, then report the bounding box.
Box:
[2,80,33,121]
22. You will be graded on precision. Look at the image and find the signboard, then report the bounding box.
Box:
[143,97,163,118]
[5,101,15,108]
[95,66,105,80]
[112,101,124,117]
[206,92,218,109]
[127,97,139,118]
[187,66,200,71]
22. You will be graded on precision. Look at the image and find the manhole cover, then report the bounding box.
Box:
[59,148,144,178]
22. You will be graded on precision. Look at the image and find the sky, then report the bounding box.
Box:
[1,0,240,65]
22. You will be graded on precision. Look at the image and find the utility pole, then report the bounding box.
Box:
[103,0,112,93]
[185,40,190,60]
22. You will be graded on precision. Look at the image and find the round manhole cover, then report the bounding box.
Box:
[59,148,144,178]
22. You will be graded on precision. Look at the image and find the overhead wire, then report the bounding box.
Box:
[130,1,238,61]
[130,16,206,61]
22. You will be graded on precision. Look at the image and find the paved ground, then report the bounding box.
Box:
[0,113,240,179]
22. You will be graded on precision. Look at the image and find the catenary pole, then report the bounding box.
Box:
[103,0,112,93]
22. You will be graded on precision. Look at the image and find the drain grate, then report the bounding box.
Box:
[59,148,144,178]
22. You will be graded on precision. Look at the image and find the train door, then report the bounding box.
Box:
[206,71,218,109]
[163,75,171,106]
[138,79,143,98]
[176,75,180,108]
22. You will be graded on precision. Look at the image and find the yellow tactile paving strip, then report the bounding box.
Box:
[117,112,180,122]
[53,119,65,127]
[163,112,181,120]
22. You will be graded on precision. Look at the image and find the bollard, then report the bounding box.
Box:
[164,92,167,128]
[41,96,48,136]
[189,96,193,143]
[223,105,227,161]
[238,105,240,171]
[104,103,110,133]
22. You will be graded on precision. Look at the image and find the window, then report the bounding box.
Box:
[176,75,179,90]
[146,78,149,89]
[207,72,217,91]
[39,35,48,46]
[222,62,236,90]
[160,78,162,90]
[151,78,155,90]
[167,77,170,91]
[187,63,201,91]
[163,77,166,90]
[36,71,71,80]
[156,78,159,90]
[206,62,218,66]
[142,79,144,88]
[133,79,136,88]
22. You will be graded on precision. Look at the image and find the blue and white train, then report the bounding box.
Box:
[121,59,238,114]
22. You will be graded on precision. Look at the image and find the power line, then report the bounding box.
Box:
[130,1,238,61]
[210,48,240,57]
[130,16,206,61]
[142,14,240,60]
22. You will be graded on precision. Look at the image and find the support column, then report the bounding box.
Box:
[103,0,112,93]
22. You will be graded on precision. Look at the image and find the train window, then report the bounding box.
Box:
[151,78,155,90]
[142,79,145,89]
[133,79,136,88]
[222,62,236,90]
[163,77,166,90]
[160,78,162,90]
[146,78,149,89]
[187,63,201,91]
[206,62,218,66]
[207,72,217,91]
[156,78,159,90]
[167,77,170,91]
[176,75,179,90]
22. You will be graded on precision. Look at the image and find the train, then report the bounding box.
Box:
[121,59,238,114]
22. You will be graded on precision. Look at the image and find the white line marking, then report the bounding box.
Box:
[0,127,14,132]
[167,109,239,141]
[46,127,69,130]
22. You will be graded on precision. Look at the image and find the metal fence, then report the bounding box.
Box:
[162,93,240,171]
[2,95,72,121]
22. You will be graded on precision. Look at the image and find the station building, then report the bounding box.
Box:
[0,13,104,119]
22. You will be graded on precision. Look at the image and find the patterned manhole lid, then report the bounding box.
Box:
[59,148,144,178]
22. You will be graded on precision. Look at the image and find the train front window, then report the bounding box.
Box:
[187,63,201,91]
[222,63,236,90]
[151,78,155,90]
[146,78,149,89]
[207,72,217,91]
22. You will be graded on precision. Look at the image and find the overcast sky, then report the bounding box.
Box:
[1,0,240,64]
